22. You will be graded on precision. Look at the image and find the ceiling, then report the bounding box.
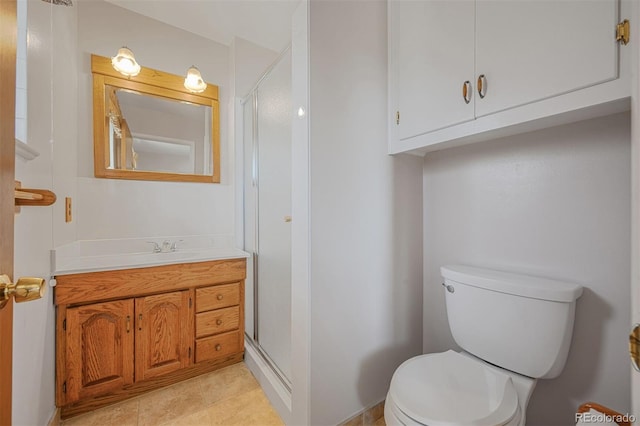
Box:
[105,0,299,53]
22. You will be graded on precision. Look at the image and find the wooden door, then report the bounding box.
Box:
[135,291,191,381]
[0,0,17,424]
[391,0,475,140]
[65,300,135,404]
[475,0,618,117]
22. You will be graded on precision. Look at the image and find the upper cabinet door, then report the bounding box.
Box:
[392,0,475,140]
[475,0,618,117]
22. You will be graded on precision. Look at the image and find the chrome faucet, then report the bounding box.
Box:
[147,240,182,253]
[146,241,162,253]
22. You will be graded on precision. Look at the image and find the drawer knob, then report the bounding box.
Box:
[215,344,222,351]
[217,294,223,300]
[216,319,223,326]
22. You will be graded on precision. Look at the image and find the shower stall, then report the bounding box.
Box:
[242,49,292,389]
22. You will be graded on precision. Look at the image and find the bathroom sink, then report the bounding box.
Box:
[52,246,250,275]
[138,251,198,262]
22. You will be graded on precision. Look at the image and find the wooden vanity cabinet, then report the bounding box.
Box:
[55,258,246,419]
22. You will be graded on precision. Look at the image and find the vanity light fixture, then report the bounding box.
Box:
[184,66,207,93]
[111,47,141,77]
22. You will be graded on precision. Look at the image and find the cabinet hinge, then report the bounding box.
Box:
[62,381,67,393]
[396,111,400,125]
[62,319,66,331]
[189,297,192,308]
[616,19,630,45]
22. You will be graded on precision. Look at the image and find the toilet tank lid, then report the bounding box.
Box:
[441,265,583,302]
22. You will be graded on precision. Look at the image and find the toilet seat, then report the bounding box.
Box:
[388,350,519,426]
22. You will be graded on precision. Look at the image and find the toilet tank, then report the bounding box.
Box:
[441,265,583,379]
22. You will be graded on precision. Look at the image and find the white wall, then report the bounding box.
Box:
[308,1,423,423]
[630,0,640,413]
[13,0,78,424]
[14,0,26,143]
[232,37,280,99]
[290,2,310,423]
[423,112,631,425]
[76,0,233,240]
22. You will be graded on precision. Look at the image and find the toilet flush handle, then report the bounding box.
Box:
[441,282,455,293]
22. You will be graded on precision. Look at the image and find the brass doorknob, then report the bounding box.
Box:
[631,324,640,371]
[0,274,46,309]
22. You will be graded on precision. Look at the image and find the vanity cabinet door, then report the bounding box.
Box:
[135,291,191,381]
[65,300,134,404]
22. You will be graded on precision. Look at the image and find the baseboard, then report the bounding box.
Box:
[47,407,60,426]
[340,400,385,426]
[244,338,292,424]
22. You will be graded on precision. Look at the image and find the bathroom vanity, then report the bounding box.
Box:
[53,255,247,418]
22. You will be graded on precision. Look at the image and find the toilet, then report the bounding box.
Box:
[385,265,583,426]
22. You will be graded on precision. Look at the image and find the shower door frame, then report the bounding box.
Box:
[240,46,293,392]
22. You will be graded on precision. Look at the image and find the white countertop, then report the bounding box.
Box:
[52,236,250,275]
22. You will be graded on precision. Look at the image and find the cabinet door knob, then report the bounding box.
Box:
[216,319,223,326]
[217,294,223,300]
[477,74,487,99]
[215,344,222,351]
[462,80,472,104]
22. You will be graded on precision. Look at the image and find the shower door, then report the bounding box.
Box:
[243,51,292,385]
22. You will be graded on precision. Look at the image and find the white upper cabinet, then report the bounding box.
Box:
[393,1,475,139]
[389,0,632,155]
[475,0,617,117]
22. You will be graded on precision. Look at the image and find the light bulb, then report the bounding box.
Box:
[111,47,141,77]
[184,66,207,93]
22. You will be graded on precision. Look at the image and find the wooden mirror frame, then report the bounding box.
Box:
[91,54,220,183]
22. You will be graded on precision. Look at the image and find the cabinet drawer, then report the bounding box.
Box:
[195,330,243,363]
[196,306,240,338]
[196,283,240,312]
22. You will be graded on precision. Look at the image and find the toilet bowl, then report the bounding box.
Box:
[385,265,582,426]
[384,350,537,426]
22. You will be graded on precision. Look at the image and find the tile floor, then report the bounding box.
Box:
[61,362,284,426]
[342,402,386,426]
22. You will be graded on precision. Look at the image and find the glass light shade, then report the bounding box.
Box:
[184,66,207,93]
[111,47,141,77]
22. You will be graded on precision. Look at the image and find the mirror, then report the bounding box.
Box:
[92,54,220,183]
